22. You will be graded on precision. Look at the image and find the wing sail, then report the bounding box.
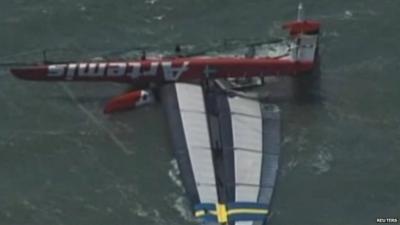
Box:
[161,83,219,203]
[229,97,263,203]
[162,83,281,225]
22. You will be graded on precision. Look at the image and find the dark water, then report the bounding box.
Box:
[1,0,400,225]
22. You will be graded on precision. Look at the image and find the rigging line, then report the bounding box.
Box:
[0,48,77,60]
[0,37,287,63]
[0,49,45,61]
[60,84,134,156]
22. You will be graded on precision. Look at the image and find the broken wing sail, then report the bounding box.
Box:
[161,83,281,225]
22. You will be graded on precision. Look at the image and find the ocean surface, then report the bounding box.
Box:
[1,0,400,225]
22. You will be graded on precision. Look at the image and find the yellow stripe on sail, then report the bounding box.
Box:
[228,208,269,215]
[195,210,205,217]
[216,203,228,223]
[195,210,218,217]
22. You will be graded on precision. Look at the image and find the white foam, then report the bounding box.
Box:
[287,158,299,170]
[130,204,166,225]
[77,3,87,12]
[153,15,165,21]
[173,195,195,222]
[344,10,353,19]
[166,193,196,223]
[311,147,333,175]
[168,159,184,191]
[167,159,196,222]
[131,203,149,218]
[145,0,158,5]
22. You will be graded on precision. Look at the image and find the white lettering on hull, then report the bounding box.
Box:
[107,63,126,77]
[66,64,77,80]
[48,64,67,77]
[162,61,189,81]
[46,61,189,81]
[79,63,107,77]
[142,62,159,77]
[126,62,141,79]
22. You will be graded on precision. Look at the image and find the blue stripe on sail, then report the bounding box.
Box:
[228,214,268,222]
[194,203,216,211]
[194,202,269,224]
[202,215,218,223]
[228,202,268,209]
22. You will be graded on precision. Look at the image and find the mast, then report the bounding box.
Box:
[297,2,304,22]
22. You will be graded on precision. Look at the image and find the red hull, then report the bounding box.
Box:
[11,58,315,83]
[104,90,154,113]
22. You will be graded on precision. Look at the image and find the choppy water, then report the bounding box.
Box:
[1,0,400,225]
